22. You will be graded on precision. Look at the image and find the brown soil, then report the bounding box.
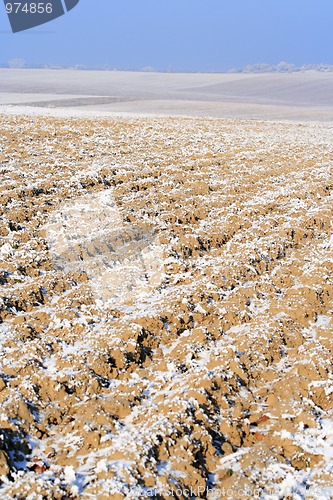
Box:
[0,114,332,499]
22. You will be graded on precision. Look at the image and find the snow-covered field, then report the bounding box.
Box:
[1,69,333,121]
[0,107,333,499]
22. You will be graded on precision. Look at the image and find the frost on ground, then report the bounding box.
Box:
[45,189,164,308]
[0,114,332,499]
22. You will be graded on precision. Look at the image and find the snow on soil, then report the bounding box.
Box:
[0,113,332,499]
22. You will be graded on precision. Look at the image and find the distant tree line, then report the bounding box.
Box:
[2,59,333,73]
[228,61,333,73]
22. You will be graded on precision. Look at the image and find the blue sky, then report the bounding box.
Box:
[1,0,333,71]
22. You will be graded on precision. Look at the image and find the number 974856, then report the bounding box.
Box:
[5,2,53,15]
